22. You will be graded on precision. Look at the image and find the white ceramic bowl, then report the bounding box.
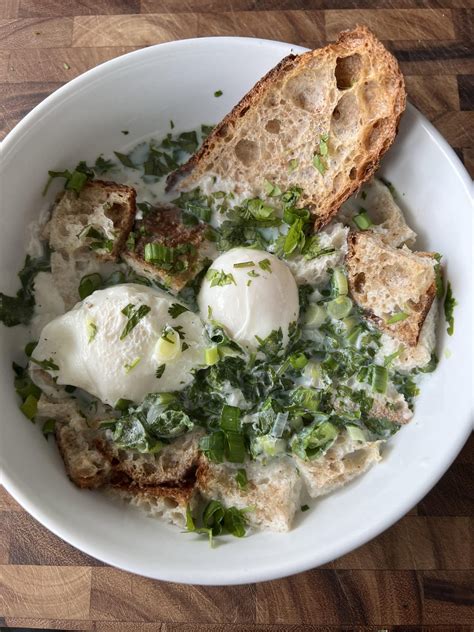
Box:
[1,37,473,585]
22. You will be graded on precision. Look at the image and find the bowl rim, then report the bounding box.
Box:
[1,36,472,585]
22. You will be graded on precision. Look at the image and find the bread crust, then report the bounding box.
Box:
[167,26,406,232]
[346,231,436,347]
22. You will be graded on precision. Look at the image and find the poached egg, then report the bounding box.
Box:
[32,283,206,405]
[198,248,299,349]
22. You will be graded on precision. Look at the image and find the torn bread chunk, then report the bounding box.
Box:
[48,180,136,262]
[167,26,406,232]
[95,429,204,488]
[38,396,115,489]
[109,484,198,529]
[377,301,438,372]
[339,178,416,247]
[196,456,302,532]
[295,431,382,499]
[122,204,215,293]
[346,231,436,346]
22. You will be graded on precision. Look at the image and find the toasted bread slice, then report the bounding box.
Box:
[167,27,406,231]
[122,204,214,293]
[196,456,302,532]
[339,178,416,247]
[48,180,136,262]
[295,430,382,499]
[346,232,436,346]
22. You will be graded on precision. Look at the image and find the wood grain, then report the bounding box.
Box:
[0,1,472,627]
[0,565,92,618]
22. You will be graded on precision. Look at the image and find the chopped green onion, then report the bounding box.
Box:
[346,425,366,443]
[353,209,373,230]
[199,431,226,463]
[304,304,326,329]
[144,242,175,264]
[290,353,308,370]
[235,468,248,490]
[220,405,241,432]
[386,311,409,325]
[20,394,38,420]
[124,357,141,373]
[332,267,348,296]
[233,261,255,269]
[342,316,357,332]
[371,365,388,394]
[205,346,219,366]
[327,296,353,319]
[206,268,236,287]
[225,431,246,463]
[258,258,272,273]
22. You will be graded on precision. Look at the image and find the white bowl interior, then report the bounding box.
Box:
[1,37,473,585]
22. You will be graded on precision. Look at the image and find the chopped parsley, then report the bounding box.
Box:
[168,303,189,318]
[43,160,94,196]
[0,252,50,327]
[214,90,223,97]
[120,303,151,340]
[155,364,166,379]
[30,357,59,372]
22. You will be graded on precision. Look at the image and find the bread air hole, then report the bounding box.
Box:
[234,138,258,167]
[353,272,366,293]
[265,118,281,134]
[331,92,359,139]
[335,54,362,90]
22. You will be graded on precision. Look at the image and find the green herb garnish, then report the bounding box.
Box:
[235,468,248,490]
[120,303,151,340]
[214,90,223,97]
[444,282,456,336]
[206,268,236,287]
[155,364,166,379]
[386,312,409,325]
[0,252,50,327]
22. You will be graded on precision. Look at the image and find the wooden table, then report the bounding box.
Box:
[1,1,473,628]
